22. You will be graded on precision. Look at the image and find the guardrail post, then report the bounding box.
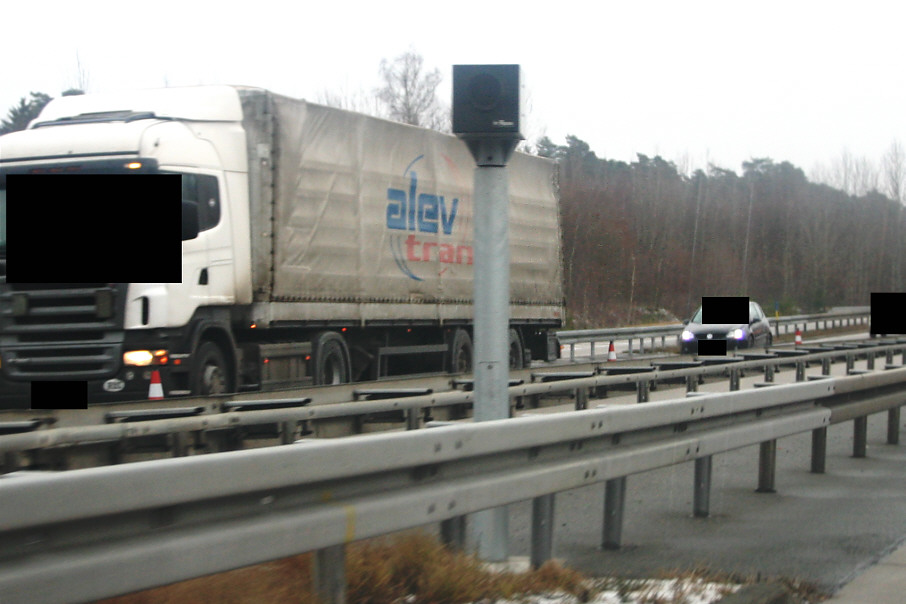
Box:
[570,343,576,362]
[853,417,868,458]
[627,338,634,359]
[693,456,712,518]
[602,477,627,550]
[764,363,775,383]
[888,407,900,445]
[530,494,555,569]
[811,428,827,473]
[729,368,740,391]
[171,432,189,457]
[441,515,467,551]
[313,544,346,604]
[795,361,806,382]
[636,380,650,403]
[822,357,831,376]
[756,440,777,493]
[846,353,855,374]
[590,341,596,360]
[867,351,876,370]
[575,387,588,411]
[406,408,420,431]
[686,374,698,393]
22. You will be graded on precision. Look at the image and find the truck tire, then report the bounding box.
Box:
[192,341,233,396]
[448,328,473,374]
[312,331,351,385]
[508,328,524,369]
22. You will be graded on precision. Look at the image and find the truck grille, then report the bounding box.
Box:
[0,284,127,379]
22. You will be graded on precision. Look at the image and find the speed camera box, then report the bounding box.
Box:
[452,64,523,138]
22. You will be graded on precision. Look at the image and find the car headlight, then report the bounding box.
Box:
[681,330,694,341]
[123,349,169,366]
[728,328,745,340]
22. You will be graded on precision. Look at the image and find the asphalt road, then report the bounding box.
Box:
[503,351,906,595]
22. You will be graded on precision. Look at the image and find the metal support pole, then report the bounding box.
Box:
[764,363,775,383]
[313,545,346,604]
[530,494,555,569]
[693,456,712,518]
[822,357,831,376]
[602,477,627,550]
[811,427,827,473]
[756,440,777,493]
[729,369,740,391]
[470,162,511,562]
[846,353,855,374]
[888,407,901,445]
[867,351,875,370]
[795,361,806,382]
[853,416,868,458]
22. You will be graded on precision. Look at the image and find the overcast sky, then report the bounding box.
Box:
[2,0,903,176]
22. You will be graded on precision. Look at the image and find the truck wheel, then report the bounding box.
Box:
[312,331,350,385]
[508,328,524,369]
[448,329,473,374]
[192,341,233,396]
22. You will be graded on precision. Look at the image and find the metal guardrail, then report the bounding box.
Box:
[556,307,871,360]
[2,362,906,603]
[1,338,903,468]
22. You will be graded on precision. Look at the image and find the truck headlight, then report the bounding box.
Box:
[123,349,169,366]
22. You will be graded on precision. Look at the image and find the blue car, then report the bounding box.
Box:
[680,301,773,354]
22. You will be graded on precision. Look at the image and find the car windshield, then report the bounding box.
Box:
[691,303,761,325]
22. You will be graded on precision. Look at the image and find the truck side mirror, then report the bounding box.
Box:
[182,200,199,241]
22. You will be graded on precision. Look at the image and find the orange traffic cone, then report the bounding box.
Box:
[148,369,164,400]
[608,340,617,362]
[794,328,802,347]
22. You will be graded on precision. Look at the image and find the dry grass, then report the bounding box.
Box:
[97,552,318,604]
[93,534,829,603]
[96,532,592,604]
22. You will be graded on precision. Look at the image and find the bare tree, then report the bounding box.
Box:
[316,87,385,117]
[375,49,447,131]
[71,51,90,94]
[883,139,905,203]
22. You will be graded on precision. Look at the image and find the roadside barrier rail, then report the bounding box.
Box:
[2,362,906,603]
[1,338,904,470]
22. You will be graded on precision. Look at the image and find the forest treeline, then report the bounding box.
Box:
[538,136,906,328]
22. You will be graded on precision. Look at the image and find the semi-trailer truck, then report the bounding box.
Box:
[0,85,563,405]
